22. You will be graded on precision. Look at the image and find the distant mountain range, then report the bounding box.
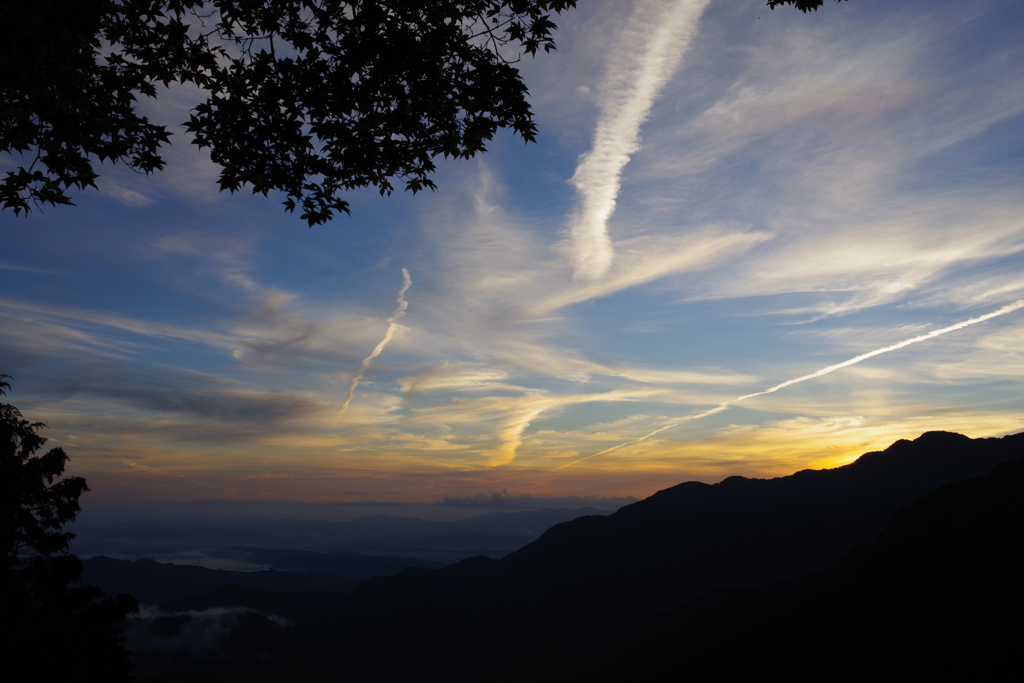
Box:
[72,507,614,565]
[81,551,447,603]
[106,430,1022,683]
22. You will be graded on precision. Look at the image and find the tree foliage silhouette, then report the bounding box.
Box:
[0,375,138,683]
[767,0,848,12]
[1,0,576,225]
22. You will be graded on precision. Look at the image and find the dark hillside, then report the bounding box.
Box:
[652,453,1024,681]
[486,431,1024,634]
[169,431,1024,683]
[474,443,1024,683]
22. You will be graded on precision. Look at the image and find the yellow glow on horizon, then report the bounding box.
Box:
[53,406,1022,504]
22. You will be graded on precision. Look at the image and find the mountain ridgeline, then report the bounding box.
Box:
[478,434,1024,682]
[164,430,1023,682]
[671,452,1024,681]
[72,507,612,564]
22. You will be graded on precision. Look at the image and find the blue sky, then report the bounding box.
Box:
[2,0,1023,507]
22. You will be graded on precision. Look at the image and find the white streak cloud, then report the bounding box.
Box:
[567,0,711,280]
[338,269,412,414]
[556,298,1024,470]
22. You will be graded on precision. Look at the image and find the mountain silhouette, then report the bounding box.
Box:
[80,550,447,603]
[160,431,1023,682]
[474,435,1024,682]
[641,450,1024,681]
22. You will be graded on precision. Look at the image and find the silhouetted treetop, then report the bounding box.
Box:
[1,1,576,224]
[0,376,137,682]
[0,378,87,566]
[767,0,848,12]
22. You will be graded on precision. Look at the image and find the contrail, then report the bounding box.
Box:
[554,299,1024,471]
[123,460,218,489]
[338,268,412,414]
[568,0,711,280]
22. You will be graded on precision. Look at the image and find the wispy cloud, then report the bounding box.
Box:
[410,389,659,467]
[620,5,1024,319]
[537,229,769,314]
[0,263,66,275]
[339,269,412,414]
[0,298,238,351]
[122,460,219,490]
[5,0,1022,506]
[567,0,711,280]
[556,299,1024,470]
[398,363,529,394]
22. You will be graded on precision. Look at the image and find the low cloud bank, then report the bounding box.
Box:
[124,605,290,655]
[123,605,345,682]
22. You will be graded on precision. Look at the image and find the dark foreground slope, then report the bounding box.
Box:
[169,431,1023,683]
[123,605,363,683]
[477,445,1024,683]
[663,453,1024,682]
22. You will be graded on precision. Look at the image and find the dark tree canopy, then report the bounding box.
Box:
[0,385,87,567]
[767,0,848,12]
[0,376,138,682]
[1,0,576,225]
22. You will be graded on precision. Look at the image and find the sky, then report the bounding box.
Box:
[2,0,1023,511]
